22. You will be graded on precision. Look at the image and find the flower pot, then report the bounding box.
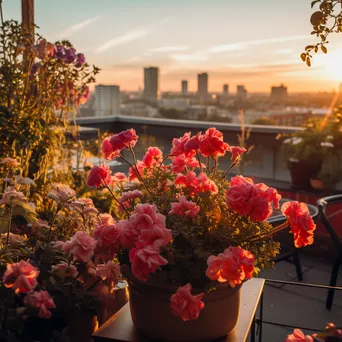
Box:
[288,159,314,189]
[310,178,325,191]
[67,309,98,342]
[125,274,241,341]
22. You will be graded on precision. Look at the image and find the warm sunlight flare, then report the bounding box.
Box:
[318,48,342,81]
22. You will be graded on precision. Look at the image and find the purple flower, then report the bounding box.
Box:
[55,44,65,59]
[64,48,76,64]
[34,39,56,60]
[75,53,86,68]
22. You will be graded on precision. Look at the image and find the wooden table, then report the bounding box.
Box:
[93,278,265,342]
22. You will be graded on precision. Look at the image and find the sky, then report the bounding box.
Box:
[3,0,342,93]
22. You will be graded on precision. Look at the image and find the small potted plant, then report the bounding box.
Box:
[84,127,316,341]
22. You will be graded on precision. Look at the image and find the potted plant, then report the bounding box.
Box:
[282,107,342,190]
[84,127,316,341]
[0,158,128,341]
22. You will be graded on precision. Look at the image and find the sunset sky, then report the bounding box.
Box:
[3,0,342,93]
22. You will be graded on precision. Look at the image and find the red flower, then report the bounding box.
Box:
[199,128,230,157]
[169,195,200,217]
[102,137,120,160]
[206,246,255,287]
[171,132,191,156]
[281,201,316,248]
[128,161,150,181]
[118,190,143,212]
[171,154,201,173]
[143,147,163,168]
[170,283,204,321]
[229,146,246,163]
[285,329,313,342]
[87,164,112,188]
[184,132,202,156]
[24,290,56,319]
[226,176,280,222]
[175,171,218,195]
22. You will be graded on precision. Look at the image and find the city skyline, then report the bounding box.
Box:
[3,0,342,92]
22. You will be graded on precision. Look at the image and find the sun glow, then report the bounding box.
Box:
[317,48,342,81]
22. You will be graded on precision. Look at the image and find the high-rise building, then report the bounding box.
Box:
[144,67,159,104]
[181,80,188,95]
[236,85,247,100]
[270,84,288,103]
[223,84,229,94]
[94,85,120,116]
[197,73,208,104]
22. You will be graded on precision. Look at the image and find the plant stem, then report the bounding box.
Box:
[222,162,237,179]
[195,150,203,172]
[6,207,13,245]
[248,221,289,243]
[103,180,130,216]
[48,205,60,242]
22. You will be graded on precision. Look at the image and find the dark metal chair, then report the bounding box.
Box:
[268,200,319,281]
[317,194,342,310]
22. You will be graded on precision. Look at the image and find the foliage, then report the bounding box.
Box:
[302,0,342,66]
[0,20,99,197]
[281,106,342,187]
[252,116,276,126]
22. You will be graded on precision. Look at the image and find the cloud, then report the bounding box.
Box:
[274,48,293,55]
[209,35,310,53]
[148,46,189,53]
[172,52,208,61]
[96,30,150,53]
[57,16,101,38]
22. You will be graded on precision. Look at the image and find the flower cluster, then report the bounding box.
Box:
[86,127,317,321]
[286,324,342,342]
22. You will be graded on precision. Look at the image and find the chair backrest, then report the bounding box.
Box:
[317,195,342,252]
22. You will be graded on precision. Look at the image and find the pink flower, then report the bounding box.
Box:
[285,329,314,342]
[34,39,56,60]
[3,260,39,294]
[96,261,121,285]
[0,157,20,167]
[69,198,98,216]
[129,245,168,281]
[24,290,56,319]
[102,137,120,160]
[184,132,202,156]
[100,213,115,225]
[206,246,255,287]
[118,219,139,249]
[281,202,316,248]
[63,231,96,262]
[170,283,204,321]
[94,223,120,250]
[130,204,172,249]
[111,172,128,185]
[199,128,230,157]
[169,195,200,218]
[52,262,78,278]
[48,183,75,204]
[175,171,218,195]
[171,132,191,156]
[226,176,280,222]
[128,160,150,181]
[118,190,143,212]
[87,164,112,188]
[0,188,27,206]
[143,147,163,168]
[171,154,201,173]
[229,146,246,163]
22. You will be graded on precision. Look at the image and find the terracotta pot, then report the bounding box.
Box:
[125,274,241,341]
[310,178,325,191]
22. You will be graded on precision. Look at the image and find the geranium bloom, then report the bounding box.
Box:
[34,39,56,59]
[171,132,191,156]
[118,190,143,212]
[87,164,112,188]
[128,160,150,181]
[0,157,20,167]
[170,283,204,321]
[52,262,78,278]
[184,132,202,156]
[169,195,200,218]
[175,171,218,195]
[226,176,280,222]
[281,201,316,248]
[199,128,230,157]
[75,53,86,68]
[48,183,76,204]
[100,213,116,225]
[63,231,96,262]
[129,245,168,281]
[94,223,120,249]
[102,137,120,160]
[229,146,247,163]
[285,329,313,342]
[96,261,121,285]
[3,260,39,294]
[0,188,28,206]
[64,47,76,63]
[24,290,56,319]
[171,154,201,173]
[118,219,139,249]
[111,172,129,185]
[143,147,163,168]
[206,246,255,287]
